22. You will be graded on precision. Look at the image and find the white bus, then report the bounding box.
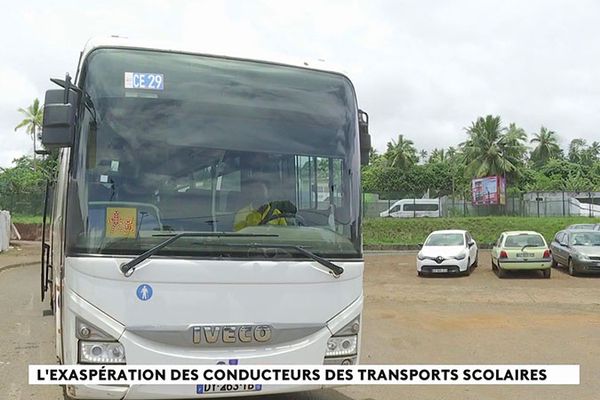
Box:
[39,37,371,399]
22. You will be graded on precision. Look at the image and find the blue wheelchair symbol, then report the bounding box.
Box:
[136,284,153,301]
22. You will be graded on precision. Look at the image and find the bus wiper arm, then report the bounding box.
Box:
[119,232,279,277]
[224,243,345,278]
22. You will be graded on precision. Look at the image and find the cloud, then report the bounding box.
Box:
[0,66,40,166]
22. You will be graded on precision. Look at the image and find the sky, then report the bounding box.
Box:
[1,0,600,167]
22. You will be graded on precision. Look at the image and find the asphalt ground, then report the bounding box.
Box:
[1,249,599,399]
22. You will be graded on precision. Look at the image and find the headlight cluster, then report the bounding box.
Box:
[417,252,426,260]
[324,316,360,365]
[576,253,590,261]
[77,318,126,364]
[79,341,126,364]
[452,251,467,260]
[326,335,358,357]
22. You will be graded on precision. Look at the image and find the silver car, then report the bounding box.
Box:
[550,230,600,275]
[566,223,598,230]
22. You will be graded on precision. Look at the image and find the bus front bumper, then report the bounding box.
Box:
[62,289,362,399]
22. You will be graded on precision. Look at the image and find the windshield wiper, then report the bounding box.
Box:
[119,232,279,277]
[220,243,345,278]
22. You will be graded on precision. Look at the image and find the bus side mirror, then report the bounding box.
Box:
[41,88,76,148]
[358,109,371,166]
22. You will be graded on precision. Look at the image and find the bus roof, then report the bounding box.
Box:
[77,36,351,83]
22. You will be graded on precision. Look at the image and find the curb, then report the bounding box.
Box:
[0,260,39,273]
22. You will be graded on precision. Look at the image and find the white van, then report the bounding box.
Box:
[380,198,440,218]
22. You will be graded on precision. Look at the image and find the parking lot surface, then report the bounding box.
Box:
[1,251,599,399]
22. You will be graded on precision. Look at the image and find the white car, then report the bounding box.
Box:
[417,230,478,276]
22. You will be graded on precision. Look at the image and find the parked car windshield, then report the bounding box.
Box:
[567,224,596,230]
[504,234,545,248]
[571,232,600,246]
[425,233,464,246]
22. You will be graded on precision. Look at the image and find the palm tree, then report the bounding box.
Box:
[530,126,560,166]
[429,148,446,163]
[502,123,528,166]
[586,141,600,163]
[14,98,43,164]
[568,138,587,164]
[419,149,428,163]
[384,134,417,169]
[461,115,516,178]
[446,146,457,160]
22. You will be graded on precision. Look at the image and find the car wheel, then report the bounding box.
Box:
[542,268,551,279]
[491,259,497,271]
[464,259,472,276]
[496,264,506,278]
[473,255,479,268]
[568,258,577,276]
[417,271,424,277]
[551,257,559,268]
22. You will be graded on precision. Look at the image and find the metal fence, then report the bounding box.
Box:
[0,187,45,217]
[363,190,600,218]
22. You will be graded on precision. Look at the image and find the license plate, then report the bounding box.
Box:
[197,384,262,394]
[516,252,535,258]
[432,268,447,273]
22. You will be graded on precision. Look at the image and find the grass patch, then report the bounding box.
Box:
[6,215,599,246]
[363,216,600,246]
[10,214,43,224]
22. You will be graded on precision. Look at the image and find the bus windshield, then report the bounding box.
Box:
[66,48,361,258]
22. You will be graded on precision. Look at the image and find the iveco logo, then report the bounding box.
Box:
[192,325,273,345]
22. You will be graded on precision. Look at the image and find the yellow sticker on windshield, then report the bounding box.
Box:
[106,207,137,238]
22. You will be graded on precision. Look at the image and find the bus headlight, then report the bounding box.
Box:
[76,317,126,364]
[326,335,358,357]
[79,341,126,364]
[324,315,360,361]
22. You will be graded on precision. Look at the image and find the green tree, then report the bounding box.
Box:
[501,123,528,179]
[0,156,48,214]
[568,138,587,164]
[530,126,561,166]
[384,134,417,169]
[582,141,600,165]
[446,146,457,160]
[14,98,44,164]
[461,115,518,178]
[428,148,446,163]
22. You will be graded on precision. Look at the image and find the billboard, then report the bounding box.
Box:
[472,176,506,206]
